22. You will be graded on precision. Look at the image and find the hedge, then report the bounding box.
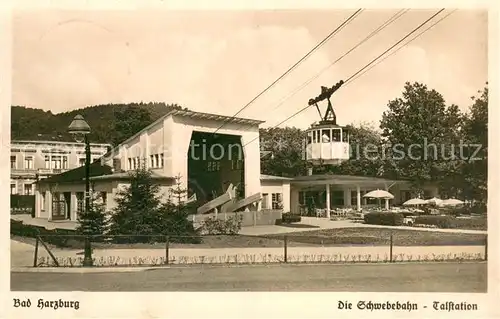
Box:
[364,212,404,226]
[414,215,454,228]
[281,213,301,224]
[415,215,487,230]
[10,219,80,248]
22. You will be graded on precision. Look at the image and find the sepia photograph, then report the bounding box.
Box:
[6,4,492,308]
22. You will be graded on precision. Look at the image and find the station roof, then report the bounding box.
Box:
[291,174,409,186]
[103,109,265,159]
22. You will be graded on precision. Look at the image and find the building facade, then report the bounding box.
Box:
[33,110,437,223]
[11,140,111,196]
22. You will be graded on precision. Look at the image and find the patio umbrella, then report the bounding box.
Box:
[363,189,394,199]
[364,189,394,210]
[425,197,443,206]
[403,198,427,206]
[442,198,464,206]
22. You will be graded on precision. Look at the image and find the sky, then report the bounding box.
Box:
[11,9,488,130]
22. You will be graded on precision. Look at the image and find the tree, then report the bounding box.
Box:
[158,176,200,243]
[260,127,307,177]
[107,160,164,241]
[461,84,488,204]
[379,82,465,193]
[112,106,152,146]
[333,122,386,177]
[75,191,109,238]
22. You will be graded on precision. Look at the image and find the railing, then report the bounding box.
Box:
[30,232,488,268]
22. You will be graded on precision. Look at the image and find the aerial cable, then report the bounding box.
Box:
[213,9,364,134]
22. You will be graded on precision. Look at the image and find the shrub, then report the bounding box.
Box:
[414,215,454,228]
[454,204,487,216]
[199,214,243,235]
[364,212,404,226]
[10,219,79,248]
[76,192,109,239]
[451,217,487,230]
[281,213,301,224]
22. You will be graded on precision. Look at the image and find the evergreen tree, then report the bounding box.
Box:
[75,191,109,238]
[107,160,164,242]
[158,175,200,243]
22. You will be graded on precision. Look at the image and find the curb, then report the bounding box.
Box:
[11,260,487,273]
[11,267,158,273]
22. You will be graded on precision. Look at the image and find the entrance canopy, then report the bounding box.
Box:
[291,174,408,188]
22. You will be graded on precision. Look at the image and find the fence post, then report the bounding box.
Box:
[33,236,40,267]
[284,236,288,263]
[165,236,170,265]
[485,235,488,261]
[389,232,393,263]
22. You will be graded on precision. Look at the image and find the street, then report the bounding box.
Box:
[11,262,486,292]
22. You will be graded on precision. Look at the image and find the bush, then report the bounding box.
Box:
[454,204,487,216]
[414,215,454,228]
[415,215,487,230]
[11,219,79,248]
[199,215,243,235]
[364,212,404,226]
[451,217,487,230]
[281,213,301,224]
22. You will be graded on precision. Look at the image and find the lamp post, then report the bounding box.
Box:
[68,114,93,267]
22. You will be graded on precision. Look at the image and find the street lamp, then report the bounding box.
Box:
[68,114,93,267]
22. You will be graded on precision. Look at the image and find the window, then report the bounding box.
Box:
[76,192,84,215]
[262,193,269,209]
[307,133,312,145]
[321,129,331,143]
[133,157,137,169]
[10,156,16,169]
[332,129,341,142]
[10,183,16,194]
[160,154,164,168]
[52,156,62,169]
[45,156,50,169]
[154,154,159,168]
[207,161,220,172]
[231,159,242,170]
[24,156,34,169]
[24,184,32,195]
[62,156,68,169]
[128,158,132,170]
[41,192,46,211]
[79,158,86,167]
[342,130,349,142]
[150,155,154,168]
[271,193,283,209]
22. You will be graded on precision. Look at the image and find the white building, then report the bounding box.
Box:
[34,109,436,224]
[10,140,111,196]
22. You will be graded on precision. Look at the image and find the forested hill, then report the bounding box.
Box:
[11,102,186,146]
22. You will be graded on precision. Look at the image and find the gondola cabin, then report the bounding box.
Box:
[303,80,350,166]
[305,122,349,166]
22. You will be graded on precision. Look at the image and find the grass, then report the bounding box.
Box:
[266,228,487,246]
[12,226,486,251]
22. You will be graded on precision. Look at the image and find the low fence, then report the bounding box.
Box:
[29,232,488,268]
